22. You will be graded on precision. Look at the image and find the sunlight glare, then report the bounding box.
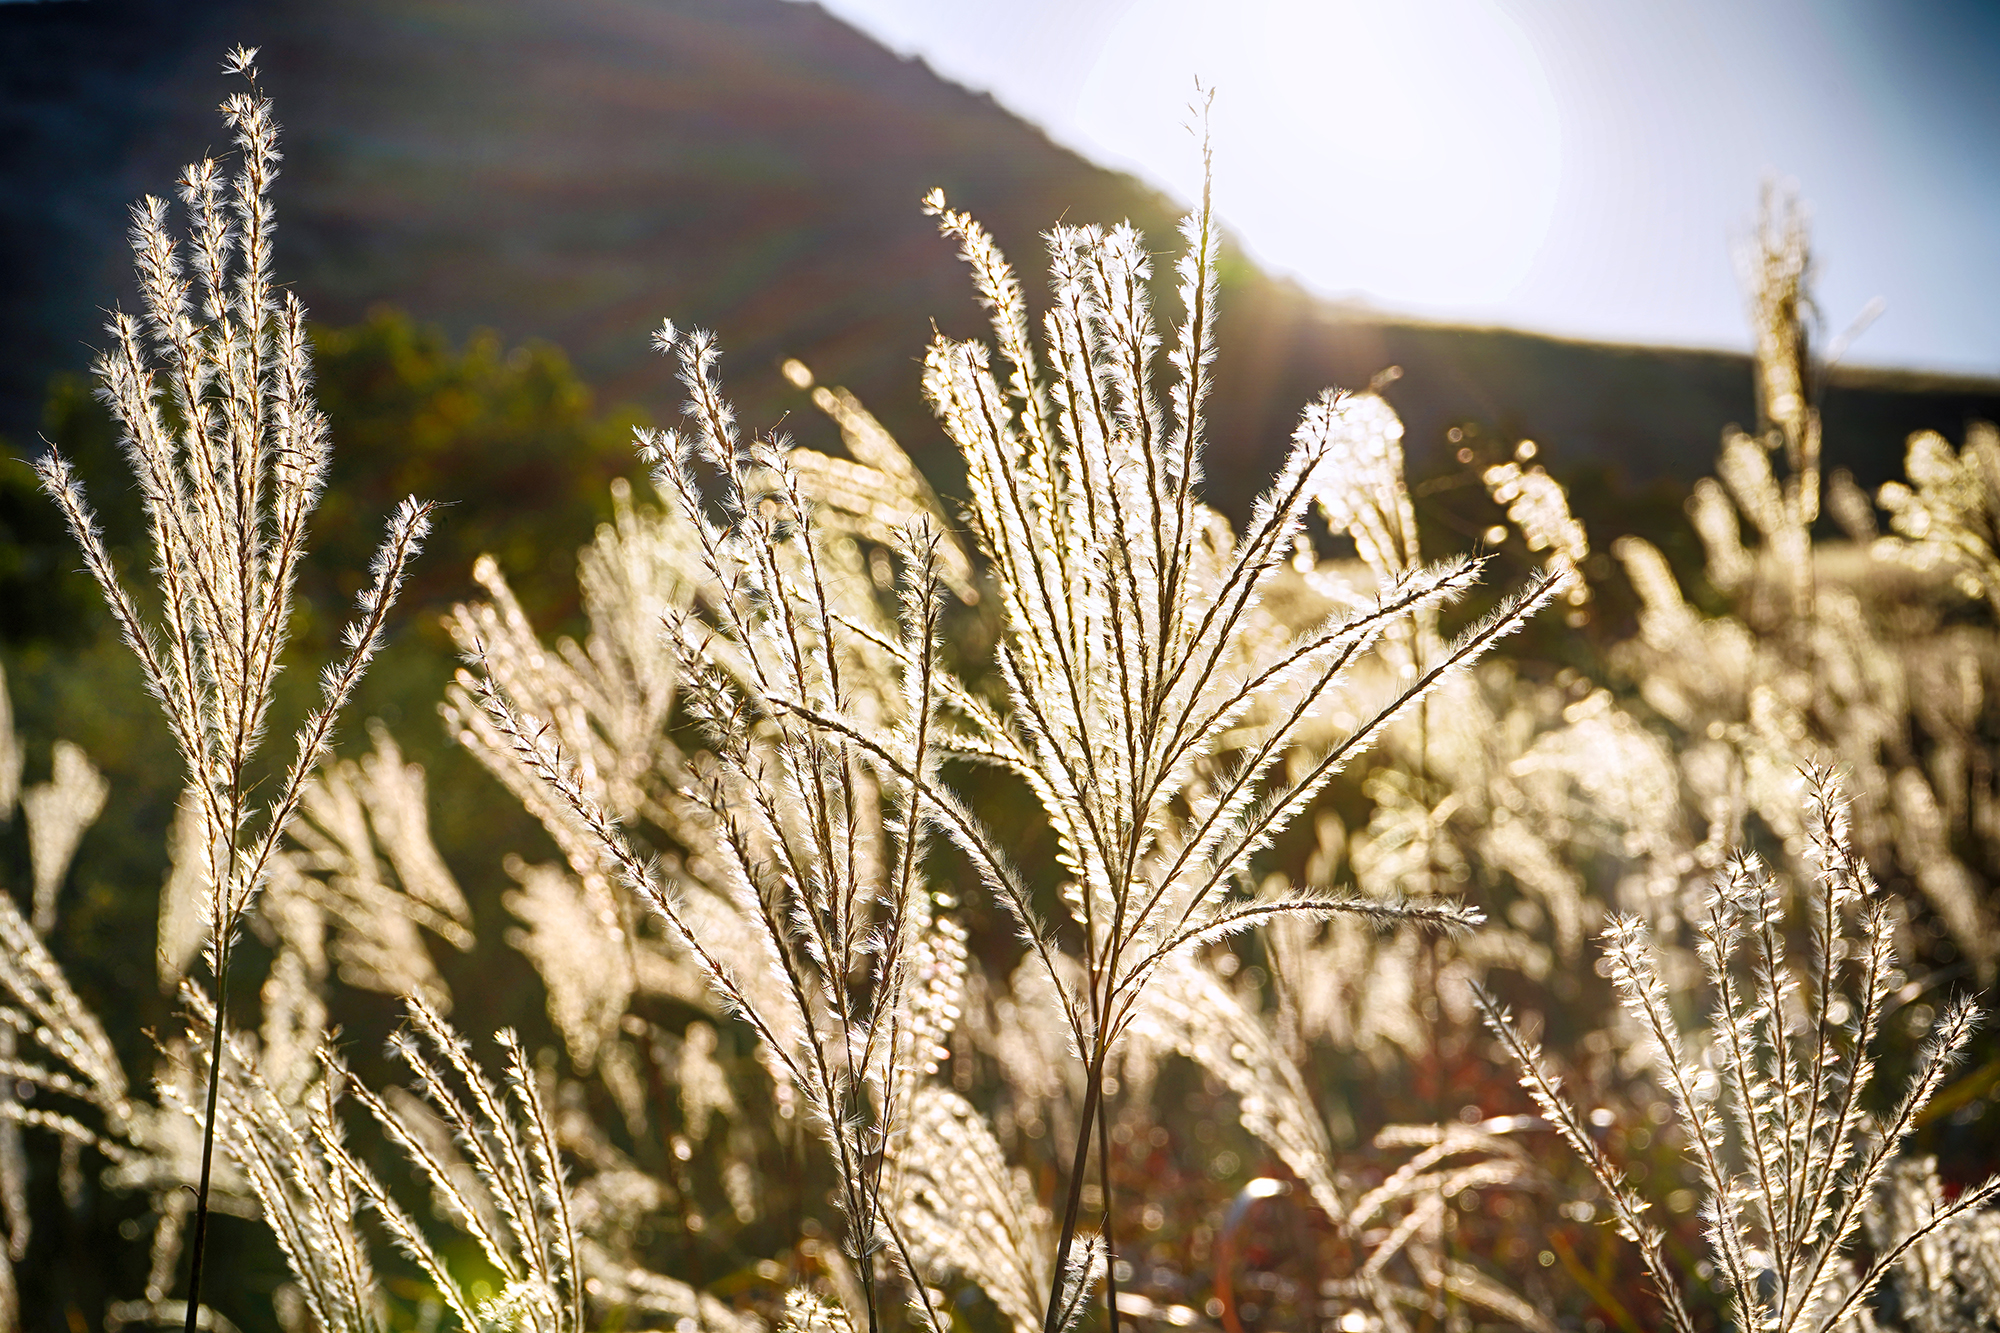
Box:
[1077,0,1562,313]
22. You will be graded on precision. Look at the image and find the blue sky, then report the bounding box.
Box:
[811,0,2000,375]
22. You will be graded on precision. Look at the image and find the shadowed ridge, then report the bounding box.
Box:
[4,0,1997,513]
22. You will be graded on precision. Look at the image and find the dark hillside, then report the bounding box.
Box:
[5,0,1998,519]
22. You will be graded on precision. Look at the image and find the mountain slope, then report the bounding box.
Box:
[5,0,1997,519]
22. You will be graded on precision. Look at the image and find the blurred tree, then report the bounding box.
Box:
[0,453,98,652]
[5,308,647,657]
[306,306,649,640]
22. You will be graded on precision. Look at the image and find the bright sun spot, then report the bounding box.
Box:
[1077,0,1562,312]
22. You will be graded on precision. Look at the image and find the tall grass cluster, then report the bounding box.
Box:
[4,53,1999,1333]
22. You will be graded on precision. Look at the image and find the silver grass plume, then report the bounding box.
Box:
[333,997,584,1333]
[1740,184,1822,531]
[29,48,432,1329]
[174,990,385,1333]
[1346,1120,1554,1333]
[784,1288,858,1333]
[921,149,1558,1327]
[0,722,110,1306]
[461,322,969,1333]
[1876,421,2000,617]
[0,849,141,1304]
[891,1086,1055,1333]
[1867,1156,2000,1332]
[1482,449,1591,614]
[781,357,978,604]
[177,988,663,1333]
[1609,191,1998,981]
[443,486,727,1073]
[21,740,109,936]
[274,726,475,1006]
[1481,766,2000,1333]
[0,663,20,824]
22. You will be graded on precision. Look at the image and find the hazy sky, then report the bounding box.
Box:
[811,0,2000,374]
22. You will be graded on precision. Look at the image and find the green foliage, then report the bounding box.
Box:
[5,310,644,658]
[1,378,124,650]
[306,307,649,636]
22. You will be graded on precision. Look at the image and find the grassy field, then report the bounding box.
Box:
[2,14,2000,1333]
